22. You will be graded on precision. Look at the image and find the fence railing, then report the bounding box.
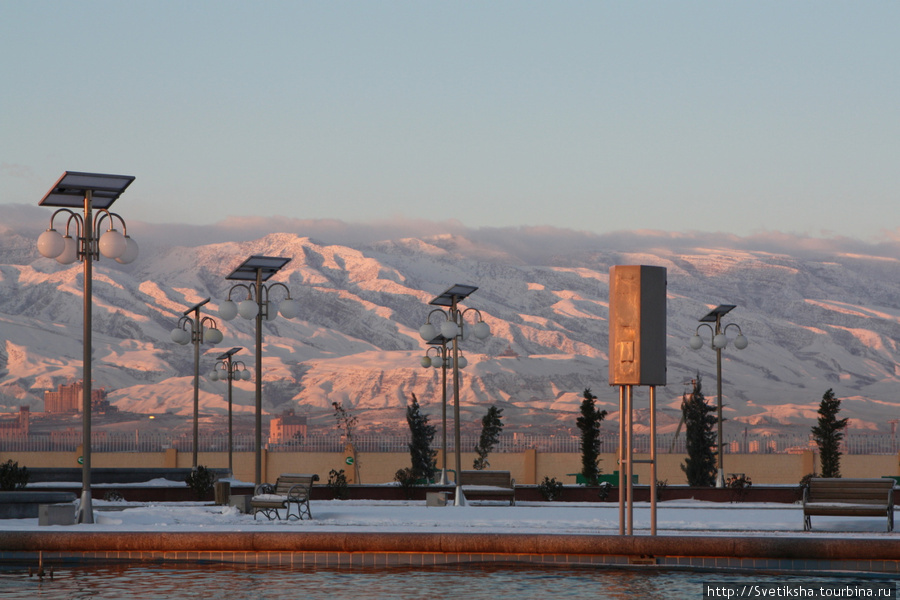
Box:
[2,432,898,455]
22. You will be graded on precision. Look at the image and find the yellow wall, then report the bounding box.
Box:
[92,452,169,469]
[3,449,898,486]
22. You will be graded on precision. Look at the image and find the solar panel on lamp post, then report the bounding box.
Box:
[219,256,298,486]
[36,171,138,524]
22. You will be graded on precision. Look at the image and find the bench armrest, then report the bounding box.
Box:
[255,483,275,496]
[287,483,312,502]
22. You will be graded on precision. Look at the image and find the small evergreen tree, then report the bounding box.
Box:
[680,376,717,487]
[327,469,349,500]
[473,405,504,470]
[0,459,29,491]
[537,476,564,501]
[406,393,437,482]
[184,465,216,500]
[811,388,848,478]
[576,388,607,485]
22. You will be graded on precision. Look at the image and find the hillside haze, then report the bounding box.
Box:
[2,208,900,437]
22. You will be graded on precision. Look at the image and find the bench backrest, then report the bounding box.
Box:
[806,478,894,505]
[459,470,512,488]
[272,473,318,496]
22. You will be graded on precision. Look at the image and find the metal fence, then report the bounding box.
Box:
[2,432,898,455]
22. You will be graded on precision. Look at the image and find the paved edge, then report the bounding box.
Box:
[1,531,898,561]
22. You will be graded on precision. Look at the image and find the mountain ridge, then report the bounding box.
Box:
[2,207,899,437]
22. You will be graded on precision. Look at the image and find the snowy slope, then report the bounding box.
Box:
[2,209,899,434]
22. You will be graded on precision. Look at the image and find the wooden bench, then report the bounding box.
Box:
[251,473,319,520]
[459,470,516,506]
[802,477,895,532]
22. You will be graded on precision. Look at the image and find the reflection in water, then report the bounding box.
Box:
[0,563,888,600]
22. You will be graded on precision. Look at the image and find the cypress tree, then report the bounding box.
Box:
[473,405,504,470]
[576,388,608,486]
[406,393,437,482]
[680,376,717,487]
[811,388,849,478]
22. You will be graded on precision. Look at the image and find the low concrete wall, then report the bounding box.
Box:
[0,491,76,519]
[2,530,897,560]
[3,449,898,486]
[2,531,899,574]
[27,468,231,484]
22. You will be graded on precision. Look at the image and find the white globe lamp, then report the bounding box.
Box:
[170,327,190,345]
[689,334,703,350]
[99,228,126,259]
[238,299,259,320]
[419,323,436,341]
[56,236,79,264]
[38,229,65,258]
[219,300,238,321]
[440,320,459,339]
[116,236,139,264]
[204,328,223,344]
[279,298,299,319]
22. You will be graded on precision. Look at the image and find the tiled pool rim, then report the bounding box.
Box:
[2,532,899,575]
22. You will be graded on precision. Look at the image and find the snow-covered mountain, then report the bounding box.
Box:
[2,206,899,435]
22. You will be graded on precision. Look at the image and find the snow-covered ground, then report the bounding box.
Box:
[5,482,895,537]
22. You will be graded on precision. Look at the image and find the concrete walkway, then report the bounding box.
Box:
[1,500,898,575]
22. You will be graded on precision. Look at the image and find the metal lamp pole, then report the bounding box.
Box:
[81,194,94,520]
[253,268,264,486]
[690,304,748,488]
[422,338,450,485]
[36,172,138,524]
[449,298,463,504]
[211,347,245,475]
[171,299,223,470]
[420,284,491,506]
[220,256,297,486]
[714,317,724,488]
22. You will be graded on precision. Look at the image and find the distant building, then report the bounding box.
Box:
[44,381,116,414]
[0,406,30,436]
[269,409,307,443]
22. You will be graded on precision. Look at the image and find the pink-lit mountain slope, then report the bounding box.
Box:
[1,211,899,435]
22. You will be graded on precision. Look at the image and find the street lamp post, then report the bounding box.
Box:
[170,298,224,470]
[420,336,452,485]
[219,256,298,486]
[689,304,748,488]
[419,284,491,506]
[209,347,248,475]
[36,171,139,524]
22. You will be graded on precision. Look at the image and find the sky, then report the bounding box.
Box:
[2,2,899,242]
